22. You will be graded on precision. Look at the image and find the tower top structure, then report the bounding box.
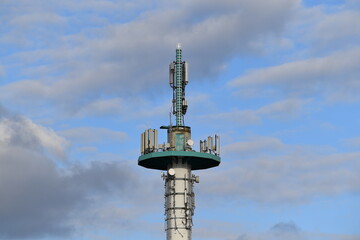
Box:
[170,42,188,126]
[138,44,221,240]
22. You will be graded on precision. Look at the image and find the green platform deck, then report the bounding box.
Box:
[138,151,221,170]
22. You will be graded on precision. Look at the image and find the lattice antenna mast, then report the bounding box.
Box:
[169,43,188,126]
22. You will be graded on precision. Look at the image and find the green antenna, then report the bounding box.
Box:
[169,43,188,126]
[175,43,183,126]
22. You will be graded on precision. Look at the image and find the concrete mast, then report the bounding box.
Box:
[138,44,221,240]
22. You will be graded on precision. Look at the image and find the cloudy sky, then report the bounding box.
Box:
[0,0,359,239]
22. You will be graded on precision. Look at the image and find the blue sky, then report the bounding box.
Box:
[0,0,359,239]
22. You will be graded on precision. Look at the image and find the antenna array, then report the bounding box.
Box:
[138,44,221,240]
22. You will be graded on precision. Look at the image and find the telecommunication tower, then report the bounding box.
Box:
[138,43,221,240]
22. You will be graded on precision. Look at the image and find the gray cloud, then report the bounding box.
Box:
[0,147,139,239]
[194,219,359,240]
[271,221,300,233]
[196,98,309,128]
[198,137,360,203]
[230,47,360,101]
[194,219,240,240]
[73,97,127,117]
[256,98,309,119]
[0,0,300,113]
[243,222,306,240]
[0,147,79,239]
[0,106,143,239]
[342,137,360,148]
[223,136,284,156]
[0,65,4,78]
[195,221,306,240]
[198,109,261,127]
[232,221,360,240]
[59,127,127,145]
[0,105,68,158]
[307,9,360,52]
[229,3,360,103]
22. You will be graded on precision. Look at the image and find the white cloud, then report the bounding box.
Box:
[194,219,239,240]
[228,3,360,103]
[195,219,360,240]
[199,137,360,203]
[230,48,360,101]
[230,48,360,86]
[0,113,68,159]
[342,137,360,148]
[0,147,142,239]
[206,109,261,126]
[0,0,301,112]
[9,12,67,26]
[59,127,127,144]
[223,136,284,156]
[0,106,153,239]
[0,65,4,78]
[0,2,358,239]
[75,97,127,117]
[23,117,68,157]
[0,80,50,106]
[198,98,309,128]
[257,98,309,118]
[233,222,305,240]
[232,228,360,240]
[308,10,360,51]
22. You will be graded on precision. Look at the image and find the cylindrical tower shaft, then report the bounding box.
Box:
[175,44,183,126]
[165,161,194,240]
[163,126,195,240]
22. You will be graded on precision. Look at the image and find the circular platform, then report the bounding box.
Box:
[138,151,221,170]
